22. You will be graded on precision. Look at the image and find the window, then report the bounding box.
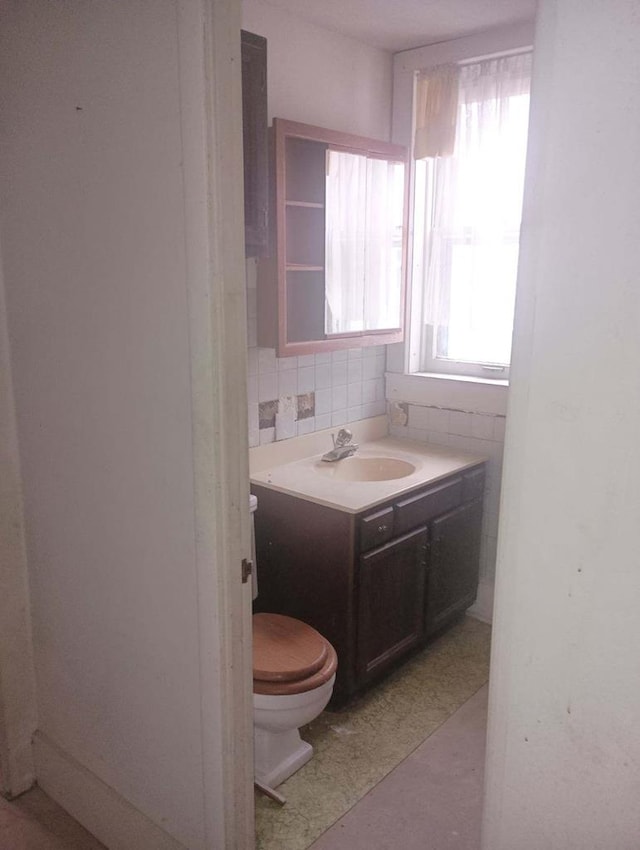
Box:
[411,52,532,379]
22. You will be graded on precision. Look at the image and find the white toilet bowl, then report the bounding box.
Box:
[250,497,338,789]
[253,673,336,788]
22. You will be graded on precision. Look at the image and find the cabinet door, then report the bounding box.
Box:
[241,31,268,257]
[425,499,483,637]
[357,527,428,685]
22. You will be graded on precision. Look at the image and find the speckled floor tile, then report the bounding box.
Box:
[255,615,491,850]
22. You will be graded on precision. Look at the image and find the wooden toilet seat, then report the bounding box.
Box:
[253,613,338,696]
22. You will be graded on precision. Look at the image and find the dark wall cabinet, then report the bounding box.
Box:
[241,30,268,258]
[253,461,486,706]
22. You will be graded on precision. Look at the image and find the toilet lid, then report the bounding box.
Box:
[253,613,329,683]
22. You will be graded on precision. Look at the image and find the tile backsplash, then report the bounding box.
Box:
[246,259,386,447]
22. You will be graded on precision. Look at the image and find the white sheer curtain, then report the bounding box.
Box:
[364,158,404,330]
[416,52,532,369]
[325,150,367,334]
[325,151,404,335]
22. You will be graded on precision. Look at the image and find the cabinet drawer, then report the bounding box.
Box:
[463,466,486,502]
[360,507,394,552]
[395,477,463,535]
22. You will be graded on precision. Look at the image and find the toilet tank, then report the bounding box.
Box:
[250,494,258,599]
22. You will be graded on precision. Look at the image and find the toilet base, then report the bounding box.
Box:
[254,726,313,788]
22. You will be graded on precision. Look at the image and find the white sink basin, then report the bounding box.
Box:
[314,456,416,482]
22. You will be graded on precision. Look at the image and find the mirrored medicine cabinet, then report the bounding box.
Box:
[257,118,408,357]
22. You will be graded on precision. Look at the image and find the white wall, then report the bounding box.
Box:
[0,3,242,847]
[242,0,393,447]
[483,0,640,845]
[242,0,392,139]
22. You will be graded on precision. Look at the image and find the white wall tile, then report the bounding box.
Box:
[258,371,278,403]
[362,356,378,381]
[315,413,332,430]
[427,430,450,447]
[315,388,332,415]
[331,360,348,386]
[315,352,331,365]
[426,407,450,433]
[259,427,275,445]
[347,382,362,407]
[248,402,259,448]
[348,348,362,360]
[347,405,363,421]
[449,410,473,436]
[298,366,315,393]
[471,413,495,441]
[275,408,296,440]
[315,362,332,389]
[493,415,506,441]
[362,379,377,403]
[374,352,386,376]
[332,350,348,362]
[407,427,428,442]
[297,416,316,435]
[258,347,276,374]
[408,404,430,429]
[297,354,315,368]
[278,369,297,398]
[385,342,404,373]
[372,399,386,416]
[331,384,348,411]
[331,409,348,426]
[247,374,258,403]
[390,423,408,438]
[347,358,363,384]
[277,355,298,371]
[362,401,379,418]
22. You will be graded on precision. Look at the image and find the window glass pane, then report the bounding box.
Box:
[413,53,532,374]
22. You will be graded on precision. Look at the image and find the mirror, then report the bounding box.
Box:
[257,119,407,356]
[325,150,405,335]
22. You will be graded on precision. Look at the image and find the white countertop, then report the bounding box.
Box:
[250,435,486,514]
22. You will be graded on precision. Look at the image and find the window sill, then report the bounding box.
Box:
[413,371,508,388]
[385,370,509,416]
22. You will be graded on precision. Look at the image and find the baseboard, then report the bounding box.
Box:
[33,732,188,850]
[467,580,494,624]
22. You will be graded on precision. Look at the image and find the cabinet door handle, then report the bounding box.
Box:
[377,524,388,534]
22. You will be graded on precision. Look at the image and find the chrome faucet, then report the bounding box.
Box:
[321,428,359,462]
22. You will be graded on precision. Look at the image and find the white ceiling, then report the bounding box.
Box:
[260,0,537,52]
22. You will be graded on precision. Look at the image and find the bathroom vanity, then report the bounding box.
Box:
[251,437,486,706]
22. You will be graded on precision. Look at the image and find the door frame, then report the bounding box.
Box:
[180,0,254,846]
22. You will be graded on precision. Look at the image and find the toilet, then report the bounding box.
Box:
[250,495,337,789]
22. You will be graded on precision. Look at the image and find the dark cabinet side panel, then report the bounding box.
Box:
[241,30,268,257]
[251,485,356,704]
[426,498,483,637]
[357,527,428,684]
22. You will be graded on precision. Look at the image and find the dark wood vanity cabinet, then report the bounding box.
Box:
[357,527,428,685]
[252,461,485,706]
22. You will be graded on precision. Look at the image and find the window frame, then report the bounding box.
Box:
[390,24,535,387]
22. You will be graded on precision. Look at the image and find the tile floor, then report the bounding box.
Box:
[255,615,491,850]
[0,616,489,850]
[310,684,488,849]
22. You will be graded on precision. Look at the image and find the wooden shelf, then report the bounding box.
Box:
[286,264,324,272]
